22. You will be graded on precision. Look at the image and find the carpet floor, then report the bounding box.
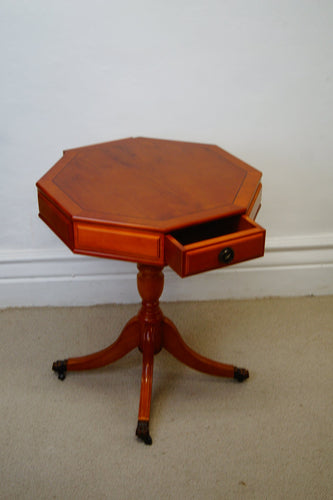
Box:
[0,296,332,499]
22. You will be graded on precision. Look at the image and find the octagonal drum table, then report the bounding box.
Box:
[36,137,265,444]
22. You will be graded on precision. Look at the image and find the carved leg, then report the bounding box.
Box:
[136,329,154,445]
[52,316,140,380]
[135,264,164,445]
[162,317,249,381]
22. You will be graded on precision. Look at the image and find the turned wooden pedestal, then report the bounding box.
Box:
[53,264,249,445]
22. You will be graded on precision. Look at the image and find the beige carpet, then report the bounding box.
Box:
[1,296,332,499]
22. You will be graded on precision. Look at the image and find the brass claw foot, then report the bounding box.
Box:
[136,420,152,445]
[234,367,249,382]
[52,360,68,381]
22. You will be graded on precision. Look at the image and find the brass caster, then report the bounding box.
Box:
[52,360,68,381]
[234,367,249,382]
[136,420,152,445]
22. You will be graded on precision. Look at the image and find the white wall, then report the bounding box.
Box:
[1,0,332,306]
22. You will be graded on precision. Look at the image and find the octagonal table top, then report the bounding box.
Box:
[36,137,262,233]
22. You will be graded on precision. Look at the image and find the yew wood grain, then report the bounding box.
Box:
[37,137,262,233]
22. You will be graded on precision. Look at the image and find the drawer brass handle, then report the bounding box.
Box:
[218,247,234,264]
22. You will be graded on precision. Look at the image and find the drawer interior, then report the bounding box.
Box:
[169,214,253,246]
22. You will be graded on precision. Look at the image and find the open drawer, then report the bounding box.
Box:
[165,214,265,277]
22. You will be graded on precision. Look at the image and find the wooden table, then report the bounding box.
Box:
[36,137,265,444]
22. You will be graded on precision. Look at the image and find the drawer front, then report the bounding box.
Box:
[165,216,265,277]
[184,232,265,276]
[75,222,163,264]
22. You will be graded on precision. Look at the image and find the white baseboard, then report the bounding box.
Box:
[1,234,332,308]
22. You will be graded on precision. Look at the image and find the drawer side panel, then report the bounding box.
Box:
[165,235,184,274]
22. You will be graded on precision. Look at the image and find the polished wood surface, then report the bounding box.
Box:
[75,222,163,264]
[39,137,265,444]
[37,137,265,273]
[37,137,262,232]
